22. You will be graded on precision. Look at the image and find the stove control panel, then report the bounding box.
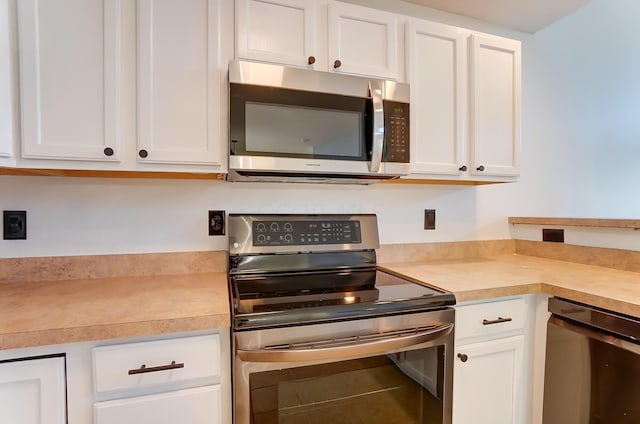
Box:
[252,220,362,246]
[229,214,379,255]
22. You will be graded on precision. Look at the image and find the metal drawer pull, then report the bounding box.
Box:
[128,360,184,375]
[482,317,513,325]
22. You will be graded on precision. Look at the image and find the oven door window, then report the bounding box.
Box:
[248,346,445,423]
[230,84,372,161]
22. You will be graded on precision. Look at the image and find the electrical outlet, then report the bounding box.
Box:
[424,209,436,230]
[3,210,27,240]
[208,210,225,236]
[542,228,564,243]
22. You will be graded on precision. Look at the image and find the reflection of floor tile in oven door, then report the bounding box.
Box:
[275,363,442,423]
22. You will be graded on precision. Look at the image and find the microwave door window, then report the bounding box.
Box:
[244,102,364,160]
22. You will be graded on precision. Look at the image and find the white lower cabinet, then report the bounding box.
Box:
[453,296,530,424]
[453,336,524,424]
[0,356,67,424]
[0,329,231,424]
[92,333,225,423]
[94,385,221,424]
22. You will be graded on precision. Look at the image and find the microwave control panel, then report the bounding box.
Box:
[383,101,410,163]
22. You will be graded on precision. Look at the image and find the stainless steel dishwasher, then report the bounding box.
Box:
[542,297,640,423]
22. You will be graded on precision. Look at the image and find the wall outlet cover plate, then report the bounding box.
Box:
[3,210,27,240]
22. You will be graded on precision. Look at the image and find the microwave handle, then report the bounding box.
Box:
[369,80,384,173]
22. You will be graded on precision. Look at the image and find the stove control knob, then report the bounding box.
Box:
[284,233,293,242]
[270,223,280,232]
[256,223,266,232]
[257,234,266,243]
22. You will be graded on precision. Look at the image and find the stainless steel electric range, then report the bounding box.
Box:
[228,214,456,424]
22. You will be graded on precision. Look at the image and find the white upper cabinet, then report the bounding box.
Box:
[235,0,398,79]
[235,0,317,68]
[327,1,397,79]
[12,0,226,172]
[137,0,222,165]
[405,19,521,182]
[0,0,14,163]
[17,0,124,162]
[406,20,466,175]
[0,356,67,424]
[470,34,521,177]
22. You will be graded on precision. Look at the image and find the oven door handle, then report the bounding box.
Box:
[237,323,453,363]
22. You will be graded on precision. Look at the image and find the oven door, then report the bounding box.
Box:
[233,310,454,424]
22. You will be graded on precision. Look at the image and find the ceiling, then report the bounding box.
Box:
[403,0,592,33]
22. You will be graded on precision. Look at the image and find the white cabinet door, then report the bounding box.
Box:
[470,34,521,177]
[406,20,466,175]
[17,0,124,162]
[0,0,14,163]
[0,356,66,424]
[137,0,222,165]
[453,335,524,424]
[94,385,222,424]
[327,1,397,79]
[235,0,317,68]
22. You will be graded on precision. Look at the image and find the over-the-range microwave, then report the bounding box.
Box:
[227,60,410,184]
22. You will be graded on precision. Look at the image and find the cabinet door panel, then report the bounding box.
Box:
[0,0,13,161]
[406,21,466,175]
[236,0,316,67]
[453,335,524,424]
[94,385,221,424]
[470,35,521,177]
[328,1,397,79]
[0,356,66,424]
[137,0,221,165]
[17,0,123,161]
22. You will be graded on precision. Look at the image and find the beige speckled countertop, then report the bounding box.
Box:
[380,253,640,317]
[3,247,640,352]
[0,272,230,350]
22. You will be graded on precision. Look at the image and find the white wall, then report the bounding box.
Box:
[515,0,640,219]
[3,0,640,258]
[0,176,486,257]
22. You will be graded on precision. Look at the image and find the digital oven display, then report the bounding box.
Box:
[252,220,362,246]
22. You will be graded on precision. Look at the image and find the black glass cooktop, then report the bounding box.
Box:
[230,268,455,330]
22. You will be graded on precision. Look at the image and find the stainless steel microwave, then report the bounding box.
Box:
[227,60,410,184]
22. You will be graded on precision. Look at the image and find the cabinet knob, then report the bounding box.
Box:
[308,56,316,65]
[457,353,468,362]
[103,147,114,157]
[476,165,485,172]
[138,149,149,158]
[459,165,467,172]
[333,59,342,69]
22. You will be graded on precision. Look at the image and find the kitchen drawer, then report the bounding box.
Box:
[93,334,220,393]
[455,297,526,341]
[94,385,222,424]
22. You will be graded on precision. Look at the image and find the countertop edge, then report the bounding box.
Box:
[0,314,231,351]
